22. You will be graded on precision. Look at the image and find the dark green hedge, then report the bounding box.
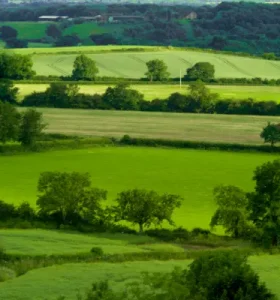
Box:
[120,135,279,153]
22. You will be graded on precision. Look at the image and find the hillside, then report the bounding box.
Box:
[12,46,280,79]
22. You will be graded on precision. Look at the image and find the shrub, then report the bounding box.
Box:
[0,267,16,282]
[90,247,104,256]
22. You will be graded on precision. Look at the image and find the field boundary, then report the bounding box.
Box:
[119,136,279,154]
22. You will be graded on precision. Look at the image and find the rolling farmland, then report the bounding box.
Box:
[12,46,280,79]
[0,146,277,229]
[17,107,280,144]
[1,254,279,300]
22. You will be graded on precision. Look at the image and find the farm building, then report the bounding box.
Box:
[38,16,69,22]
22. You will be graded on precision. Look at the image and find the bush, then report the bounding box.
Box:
[0,267,16,282]
[145,228,190,242]
[90,247,104,256]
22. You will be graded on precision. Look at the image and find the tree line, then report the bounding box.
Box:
[0,171,182,233]
[20,81,280,117]
[0,102,45,146]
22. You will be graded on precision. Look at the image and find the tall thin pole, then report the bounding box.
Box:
[180,69,182,89]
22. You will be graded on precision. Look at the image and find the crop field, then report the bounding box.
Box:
[0,255,280,300]
[17,108,280,144]
[11,46,280,79]
[0,229,186,255]
[16,83,280,102]
[0,147,277,229]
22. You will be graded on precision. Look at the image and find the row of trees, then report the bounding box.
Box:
[0,171,182,232]
[71,54,215,82]
[21,81,280,117]
[211,159,280,247]
[0,102,45,146]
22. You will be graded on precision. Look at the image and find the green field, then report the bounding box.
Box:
[0,147,278,229]
[0,229,186,255]
[0,255,280,300]
[16,83,280,102]
[10,46,280,79]
[19,108,280,144]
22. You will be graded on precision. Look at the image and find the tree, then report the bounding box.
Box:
[0,53,35,80]
[188,80,218,112]
[46,24,62,39]
[210,185,250,238]
[0,26,18,40]
[72,55,99,81]
[248,159,280,246]
[0,80,19,104]
[18,109,46,146]
[260,122,280,147]
[5,38,28,49]
[145,59,170,82]
[113,189,182,233]
[185,251,276,300]
[185,62,215,82]
[102,83,143,110]
[36,172,107,227]
[0,101,20,144]
[208,36,228,50]
[44,83,80,108]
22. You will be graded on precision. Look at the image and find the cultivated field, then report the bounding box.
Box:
[11,46,280,79]
[0,252,279,300]
[17,108,280,144]
[0,147,277,229]
[16,83,280,102]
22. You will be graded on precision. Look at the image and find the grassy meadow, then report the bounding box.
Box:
[17,107,280,144]
[16,83,280,102]
[0,229,186,255]
[0,147,278,229]
[0,255,280,300]
[10,46,280,79]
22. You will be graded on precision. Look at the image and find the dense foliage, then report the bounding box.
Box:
[0,3,279,55]
[260,122,280,147]
[0,53,35,80]
[21,81,280,117]
[211,159,280,247]
[57,252,276,300]
[0,102,45,146]
[72,55,99,81]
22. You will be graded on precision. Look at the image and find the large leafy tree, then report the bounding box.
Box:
[72,54,99,81]
[0,80,19,104]
[260,122,280,147]
[102,83,143,110]
[185,251,276,300]
[46,24,62,39]
[188,80,218,112]
[0,53,35,80]
[145,59,170,82]
[113,189,182,233]
[19,109,46,146]
[210,185,250,238]
[185,62,215,82]
[37,172,107,226]
[0,26,17,40]
[0,101,20,144]
[248,159,280,246]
